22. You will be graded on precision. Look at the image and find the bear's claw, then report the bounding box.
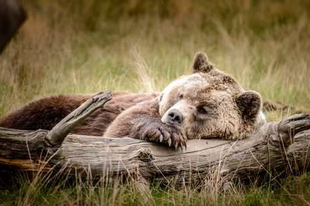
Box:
[168,138,172,147]
[159,134,164,142]
[135,120,187,150]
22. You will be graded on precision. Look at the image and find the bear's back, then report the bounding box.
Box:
[0,92,158,136]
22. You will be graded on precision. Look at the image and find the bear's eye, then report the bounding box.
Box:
[179,94,183,99]
[197,106,209,115]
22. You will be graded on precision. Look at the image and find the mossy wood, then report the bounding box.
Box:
[0,92,310,186]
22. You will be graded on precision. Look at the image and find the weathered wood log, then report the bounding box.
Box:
[46,91,112,146]
[0,91,310,187]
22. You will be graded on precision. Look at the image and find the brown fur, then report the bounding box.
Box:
[104,99,186,147]
[0,92,158,136]
[105,52,264,148]
[0,52,264,149]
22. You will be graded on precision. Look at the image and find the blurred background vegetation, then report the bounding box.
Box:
[1,0,309,117]
[0,0,310,205]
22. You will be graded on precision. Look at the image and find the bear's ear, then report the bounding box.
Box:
[235,91,262,122]
[192,52,213,73]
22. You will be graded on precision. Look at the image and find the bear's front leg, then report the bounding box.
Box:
[129,116,187,150]
[103,100,187,150]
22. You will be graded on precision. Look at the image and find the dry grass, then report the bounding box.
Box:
[0,0,310,205]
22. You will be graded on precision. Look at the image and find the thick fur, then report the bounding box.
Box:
[0,92,158,136]
[104,99,186,148]
[105,52,265,149]
[0,52,265,149]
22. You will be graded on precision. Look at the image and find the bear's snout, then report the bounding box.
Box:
[161,108,184,127]
[167,109,183,124]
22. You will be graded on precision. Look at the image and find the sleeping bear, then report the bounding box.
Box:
[0,52,266,149]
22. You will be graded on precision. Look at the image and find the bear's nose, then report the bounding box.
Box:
[167,109,183,124]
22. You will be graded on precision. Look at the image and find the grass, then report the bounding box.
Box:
[2,173,310,205]
[0,0,310,205]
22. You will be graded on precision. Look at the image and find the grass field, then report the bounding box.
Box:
[0,0,310,205]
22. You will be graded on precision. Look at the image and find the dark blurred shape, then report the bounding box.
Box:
[0,0,26,54]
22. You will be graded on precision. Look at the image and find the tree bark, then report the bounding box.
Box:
[0,91,310,187]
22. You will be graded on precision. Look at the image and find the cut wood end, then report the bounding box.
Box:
[268,113,310,147]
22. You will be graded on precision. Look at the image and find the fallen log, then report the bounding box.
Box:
[0,91,310,187]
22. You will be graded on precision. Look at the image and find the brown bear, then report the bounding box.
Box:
[0,52,265,149]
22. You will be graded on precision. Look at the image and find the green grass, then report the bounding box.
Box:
[2,173,310,205]
[0,0,310,205]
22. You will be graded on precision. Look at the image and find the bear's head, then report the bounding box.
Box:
[159,52,266,140]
